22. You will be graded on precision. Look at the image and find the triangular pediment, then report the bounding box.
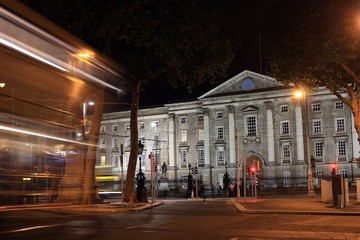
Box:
[198,70,284,99]
[242,106,258,112]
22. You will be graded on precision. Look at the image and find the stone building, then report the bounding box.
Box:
[96,71,360,194]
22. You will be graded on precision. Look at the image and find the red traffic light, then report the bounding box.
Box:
[331,164,336,175]
[250,166,256,174]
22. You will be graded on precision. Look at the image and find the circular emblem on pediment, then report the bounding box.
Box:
[242,78,254,91]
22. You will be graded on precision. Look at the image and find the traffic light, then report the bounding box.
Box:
[191,166,195,175]
[250,166,256,175]
[331,164,336,175]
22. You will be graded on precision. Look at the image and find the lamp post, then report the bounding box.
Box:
[294,89,315,197]
[223,162,229,197]
[82,100,94,140]
[135,140,146,202]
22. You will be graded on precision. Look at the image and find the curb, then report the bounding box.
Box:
[230,199,360,216]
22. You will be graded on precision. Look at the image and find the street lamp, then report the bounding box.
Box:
[82,100,94,139]
[223,162,229,196]
[151,121,159,197]
[135,140,145,202]
[294,88,315,197]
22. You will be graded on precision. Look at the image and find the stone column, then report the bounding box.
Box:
[295,101,305,163]
[351,114,360,159]
[168,113,175,167]
[227,105,236,165]
[265,101,275,164]
[203,108,210,166]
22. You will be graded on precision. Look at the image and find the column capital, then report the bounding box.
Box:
[203,108,210,116]
[227,105,235,113]
[264,101,274,110]
[168,113,175,119]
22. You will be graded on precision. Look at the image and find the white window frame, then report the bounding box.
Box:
[337,140,347,158]
[181,149,188,165]
[280,120,290,135]
[314,142,323,158]
[245,115,257,137]
[216,146,225,165]
[100,155,106,165]
[198,148,205,166]
[281,142,291,163]
[216,126,224,140]
[216,111,223,119]
[139,122,145,130]
[312,103,321,112]
[197,115,204,123]
[280,105,288,113]
[112,125,118,132]
[112,138,119,148]
[312,119,322,134]
[334,101,344,110]
[179,116,187,124]
[335,118,345,133]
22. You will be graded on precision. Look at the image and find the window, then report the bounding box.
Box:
[112,125,118,132]
[197,115,204,123]
[152,121,159,128]
[100,126,106,133]
[245,115,257,136]
[181,149,188,165]
[216,126,224,140]
[113,154,119,167]
[339,169,347,178]
[216,111,223,119]
[198,129,204,141]
[180,130,187,142]
[100,138,106,148]
[314,142,323,157]
[112,138,119,148]
[198,149,205,167]
[217,146,225,164]
[281,143,291,163]
[280,105,288,113]
[313,120,322,134]
[179,116,187,124]
[337,140,346,157]
[280,121,290,135]
[100,156,106,165]
[312,103,321,111]
[139,122,145,130]
[335,118,345,132]
[125,124,130,130]
[335,101,344,110]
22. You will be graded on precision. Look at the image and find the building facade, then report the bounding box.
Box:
[96,71,360,194]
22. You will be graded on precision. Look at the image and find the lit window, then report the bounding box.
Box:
[280,105,288,113]
[335,101,344,110]
[280,121,290,135]
[100,156,106,165]
[335,118,345,132]
[246,116,257,136]
[313,120,322,134]
[216,126,224,139]
[198,129,204,141]
[216,111,223,119]
[179,116,187,124]
[312,103,321,112]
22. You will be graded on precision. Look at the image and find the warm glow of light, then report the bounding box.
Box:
[0,83,5,88]
[77,50,94,60]
[0,37,68,72]
[294,90,304,98]
[23,178,31,181]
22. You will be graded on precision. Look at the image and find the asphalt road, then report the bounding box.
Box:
[1,199,360,240]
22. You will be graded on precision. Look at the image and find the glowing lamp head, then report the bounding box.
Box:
[294,90,304,98]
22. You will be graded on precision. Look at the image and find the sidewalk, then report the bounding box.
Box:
[231,194,360,216]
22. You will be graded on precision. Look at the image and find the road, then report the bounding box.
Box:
[1,199,360,240]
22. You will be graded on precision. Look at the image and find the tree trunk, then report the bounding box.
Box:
[81,89,104,204]
[123,80,141,203]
